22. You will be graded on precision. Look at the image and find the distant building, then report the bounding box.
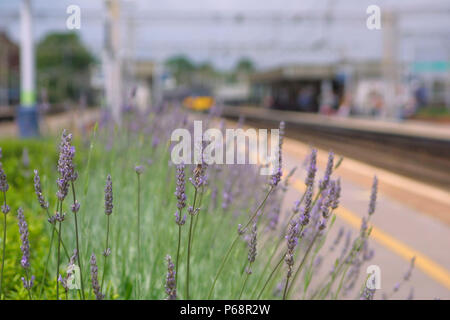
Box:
[250,63,343,113]
[0,31,19,107]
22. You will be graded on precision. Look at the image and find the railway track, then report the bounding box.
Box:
[221,106,450,190]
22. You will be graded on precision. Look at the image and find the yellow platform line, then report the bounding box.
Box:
[292,179,450,290]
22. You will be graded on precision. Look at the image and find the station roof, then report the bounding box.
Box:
[250,64,335,83]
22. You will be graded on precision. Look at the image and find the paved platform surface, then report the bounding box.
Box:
[0,108,100,138]
[279,136,450,299]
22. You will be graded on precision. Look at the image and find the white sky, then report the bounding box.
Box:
[0,0,449,69]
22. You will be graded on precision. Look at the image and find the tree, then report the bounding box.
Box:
[234,58,255,74]
[36,32,95,104]
[164,55,196,86]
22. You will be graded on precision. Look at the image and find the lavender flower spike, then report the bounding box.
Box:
[270,121,285,187]
[165,255,177,300]
[0,162,8,193]
[368,175,378,216]
[33,170,49,209]
[305,148,317,187]
[285,219,300,278]
[17,208,31,269]
[175,164,186,212]
[89,253,104,300]
[104,174,113,215]
[21,275,35,290]
[331,178,341,210]
[319,151,334,190]
[247,221,258,272]
[56,130,77,201]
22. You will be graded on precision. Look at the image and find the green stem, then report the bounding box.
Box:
[175,224,181,287]
[238,267,251,300]
[39,225,55,299]
[257,253,284,299]
[191,186,204,248]
[286,232,319,298]
[101,214,110,293]
[186,187,198,300]
[136,173,141,299]
[71,182,85,300]
[282,274,290,300]
[0,190,7,301]
[44,207,70,260]
[333,263,351,300]
[0,202,6,299]
[25,270,33,300]
[207,235,239,299]
[251,237,282,299]
[208,186,274,299]
[56,213,62,300]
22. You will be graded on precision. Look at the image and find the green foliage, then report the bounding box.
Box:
[36,32,95,103]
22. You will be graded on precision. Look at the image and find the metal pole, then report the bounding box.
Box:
[382,10,399,119]
[18,0,39,136]
[103,0,122,125]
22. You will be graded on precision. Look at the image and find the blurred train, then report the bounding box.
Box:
[164,86,215,112]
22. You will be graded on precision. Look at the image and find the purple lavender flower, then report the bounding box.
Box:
[56,130,77,201]
[104,174,113,215]
[305,149,317,187]
[269,121,285,187]
[59,250,78,291]
[0,162,8,193]
[1,204,10,214]
[319,151,334,190]
[165,255,177,300]
[368,175,378,216]
[175,164,186,211]
[360,286,376,300]
[323,183,336,219]
[189,163,207,189]
[247,221,257,266]
[55,212,65,223]
[298,185,313,226]
[175,211,186,225]
[21,275,35,290]
[71,200,80,213]
[89,253,104,300]
[331,178,341,210]
[17,208,30,269]
[33,170,49,209]
[285,218,300,277]
[135,165,144,175]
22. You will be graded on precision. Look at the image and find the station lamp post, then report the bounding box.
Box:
[18,0,39,137]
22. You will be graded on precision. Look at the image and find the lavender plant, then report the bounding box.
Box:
[0,150,9,299]
[17,208,33,300]
[0,105,420,301]
[90,253,104,300]
[101,174,113,292]
[174,163,186,288]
